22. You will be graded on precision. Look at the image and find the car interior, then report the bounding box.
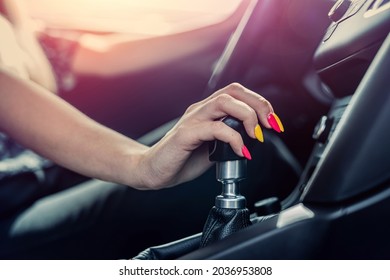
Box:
[23,0,390,259]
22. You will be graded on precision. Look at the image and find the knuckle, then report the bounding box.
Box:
[185,102,199,114]
[227,82,244,93]
[257,96,272,109]
[253,96,273,116]
[212,121,226,133]
[214,94,233,109]
[229,131,244,152]
[246,106,257,118]
[213,123,239,141]
[244,107,258,124]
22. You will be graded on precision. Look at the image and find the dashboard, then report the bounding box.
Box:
[314,0,390,97]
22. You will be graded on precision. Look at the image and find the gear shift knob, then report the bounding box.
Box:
[209,117,253,161]
[209,117,255,209]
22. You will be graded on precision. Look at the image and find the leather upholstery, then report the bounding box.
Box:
[132,233,201,260]
[200,206,251,247]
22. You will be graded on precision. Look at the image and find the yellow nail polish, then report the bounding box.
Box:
[255,124,264,142]
[273,113,285,132]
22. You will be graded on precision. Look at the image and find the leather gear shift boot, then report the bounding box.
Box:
[200,206,251,247]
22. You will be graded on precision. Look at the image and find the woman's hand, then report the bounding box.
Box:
[137,83,281,189]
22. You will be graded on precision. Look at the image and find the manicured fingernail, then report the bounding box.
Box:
[241,145,252,160]
[267,113,285,133]
[255,124,264,142]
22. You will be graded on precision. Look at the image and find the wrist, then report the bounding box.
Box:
[121,149,151,190]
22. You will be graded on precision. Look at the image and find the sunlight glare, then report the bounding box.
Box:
[24,0,242,35]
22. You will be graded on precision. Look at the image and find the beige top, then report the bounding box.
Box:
[0,15,30,79]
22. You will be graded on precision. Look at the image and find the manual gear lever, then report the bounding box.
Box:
[200,116,255,247]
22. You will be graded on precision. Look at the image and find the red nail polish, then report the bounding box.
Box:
[242,145,252,160]
[268,113,281,133]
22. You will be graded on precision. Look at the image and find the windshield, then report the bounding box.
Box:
[23,0,243,36]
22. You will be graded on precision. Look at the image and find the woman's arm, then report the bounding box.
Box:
[0,66,275,190]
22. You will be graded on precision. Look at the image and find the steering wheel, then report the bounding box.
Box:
[205,0,334,97]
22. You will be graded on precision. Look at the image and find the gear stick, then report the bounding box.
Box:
[200,116,255,247]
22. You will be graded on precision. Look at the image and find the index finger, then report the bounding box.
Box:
[204,83,274,129]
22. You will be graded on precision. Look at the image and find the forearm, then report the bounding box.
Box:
[0,67,149,187]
